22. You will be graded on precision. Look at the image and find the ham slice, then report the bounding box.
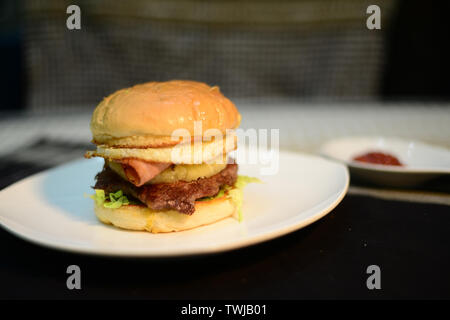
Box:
[117,159,171,186]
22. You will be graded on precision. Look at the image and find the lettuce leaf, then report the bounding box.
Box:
[89,189,130,209]
[197,175,262,222]
[234,175,262,189]
[229,176,262,222]
[89,189,106,206]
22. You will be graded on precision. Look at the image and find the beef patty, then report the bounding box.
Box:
[94,163,238,215]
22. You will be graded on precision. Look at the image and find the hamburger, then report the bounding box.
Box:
[85,80,259,233]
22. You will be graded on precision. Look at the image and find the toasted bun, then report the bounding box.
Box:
[91,80,241,147]
[94,196,237,233]
[85,131,236,164]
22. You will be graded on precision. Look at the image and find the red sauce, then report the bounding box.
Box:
[353,152,403,166]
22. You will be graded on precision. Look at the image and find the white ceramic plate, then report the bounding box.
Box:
[320,136,450,187]
[0,150,348,257]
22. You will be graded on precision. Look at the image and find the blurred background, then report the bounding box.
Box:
[2,0,450,111]
[0,0,449,188]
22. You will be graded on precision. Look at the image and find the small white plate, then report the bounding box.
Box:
[0,150,348,257]
[320,136,450,187]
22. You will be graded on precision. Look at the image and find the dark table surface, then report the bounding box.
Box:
[1,194,449,300]
[1,139,450,299]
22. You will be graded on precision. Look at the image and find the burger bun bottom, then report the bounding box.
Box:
[94,196,236,233]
